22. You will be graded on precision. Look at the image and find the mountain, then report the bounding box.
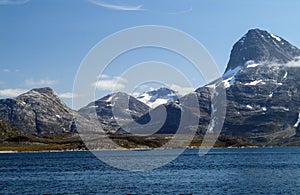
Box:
[78,92,150,133]
[225,28,300,72]
[135,87,179,108]
[0,87,77,134]
[115,28,300,146]
[2,28,300,150]
[0,87,150,150]
[217,29,300,145]
[0,87,101,134]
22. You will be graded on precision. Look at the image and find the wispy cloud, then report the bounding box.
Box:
[2,68,20,73]
[0,0,30,5]
[89,0,144,11]
[0,88,27,97]
[58,92,81,99]
[286,57,300,67]
[92,75,127,90]
[165,7,193,15]
[25,79,57,87]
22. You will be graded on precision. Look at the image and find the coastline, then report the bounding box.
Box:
[0,145,270,154]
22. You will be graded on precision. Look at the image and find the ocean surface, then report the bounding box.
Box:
[1,147,300,194]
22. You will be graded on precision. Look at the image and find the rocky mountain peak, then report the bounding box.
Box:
[30,87,55,95]
[136,87,179,108]
[78,91,150,133]
[19,87,57,99]
[16,87,66,108]
[225,28,300,72]
[0,87,75,134]
[146,87,176,96]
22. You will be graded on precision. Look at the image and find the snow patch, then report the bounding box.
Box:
[283,71,288,79]
[271,106,289,111]
[269,93,273,98]
[281,107,289,111]
[223,77,232,88]
[271,33,281,42]
[294,113,300,128]
[56,115,61,118]
[246,105,253,109]
[148,98,169,108]
[136,88,178,108]
[106,96,113,102]
[262,107,267,111]
[222,66,242,88]
[246,63,260,68]
[244,80,265,86]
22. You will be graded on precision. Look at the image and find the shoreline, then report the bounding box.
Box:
[5,145,299,154]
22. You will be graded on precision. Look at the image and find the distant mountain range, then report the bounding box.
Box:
[1,28,300,150]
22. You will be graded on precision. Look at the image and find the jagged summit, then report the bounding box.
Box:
[225,28,300,72]
[30,87,55,95]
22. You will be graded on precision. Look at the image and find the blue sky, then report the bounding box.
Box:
[1,0,300,108]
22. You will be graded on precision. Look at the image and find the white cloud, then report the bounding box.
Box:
[0,0,30,5]
[168,84,194,96]
[0,88,27,97]
[2,69,10,73]
[89,0,144,11]
[25,79,57,87]
[92,76,127,91]
[58,92,81,99]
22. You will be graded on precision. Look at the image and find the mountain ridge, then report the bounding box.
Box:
[1,28,300,150]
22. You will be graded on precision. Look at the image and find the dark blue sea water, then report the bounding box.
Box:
[1,147,300,194]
